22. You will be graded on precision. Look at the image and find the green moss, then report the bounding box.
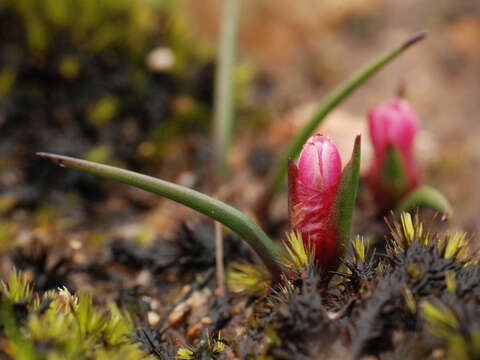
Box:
[1,269,34,302]
[0,219,17,253]
[87,96,120,128]
[8,0,158,57]
[0,269,154,359]
[58,55,80,79]
[84,145,114,164]
[176,330,227,360]
[0,68,17,97]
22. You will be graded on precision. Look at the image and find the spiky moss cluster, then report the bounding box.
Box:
[335,235,378,301]
[11,243,71,292]
[176,330,227,360]
[226,231,312,295]
[112,221,251,278]
[262,273,340,359]
[421,297,480,360]
[225,231,341,359]
[224,214,480,359]
[0,269,154,359]
[349,213,480,359]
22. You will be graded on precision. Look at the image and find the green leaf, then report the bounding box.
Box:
[381,145,408,198]
[270,33,426,194]
[396,185,453,219]
[36,153,284,282]
[328,134,361,248]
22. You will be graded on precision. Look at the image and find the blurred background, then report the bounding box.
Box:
[1,0,480,255]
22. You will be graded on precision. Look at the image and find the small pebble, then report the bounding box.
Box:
[201,316,213,325]
[69,239,83,250]
[186,322,203,339]
[169,302,190,326]
[147,311,160,327]
[432,348,446,359]
[186,288,211,309]
[146,47,175,72]
[136,270,152,286]
[150,299,159,311]
[177,172,196,188]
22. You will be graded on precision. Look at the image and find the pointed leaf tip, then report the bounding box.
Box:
[354,134,361,149]
[401,32,427,49]
[36,152,70,167]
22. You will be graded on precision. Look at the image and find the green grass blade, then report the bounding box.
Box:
[37,152,283,281]
[213,0,239,178]
[270,32,426,194]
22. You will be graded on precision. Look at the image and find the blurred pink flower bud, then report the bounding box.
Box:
[367,98,421,209]
[288,134,342,271]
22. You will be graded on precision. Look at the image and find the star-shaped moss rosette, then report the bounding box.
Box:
[366,98,452,218]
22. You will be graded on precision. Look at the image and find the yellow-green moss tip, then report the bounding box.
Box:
[351,235,369,264]
[227,262,272,294]
[388,212,478,264]
[282,231,313,270]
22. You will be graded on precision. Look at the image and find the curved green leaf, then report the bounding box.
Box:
[396,185,453,220]
[36,152,283,282]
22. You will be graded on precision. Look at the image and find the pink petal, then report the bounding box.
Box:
[298,138,321,188]
[298,135,342,191]
[367,97,421,209]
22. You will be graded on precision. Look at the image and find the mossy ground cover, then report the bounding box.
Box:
[1,214,480,359]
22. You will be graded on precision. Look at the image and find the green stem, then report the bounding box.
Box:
[270,32,426,194]
[213,0,239,178]
[212,0,240,295]
[37,152,283,282]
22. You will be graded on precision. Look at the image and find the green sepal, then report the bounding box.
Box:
[36,153,284,282]
[396,185,453,219]
[328,135,361,249]
[381,145,408,198]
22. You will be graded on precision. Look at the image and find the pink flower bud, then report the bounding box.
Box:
[288,135,342,271]
[367,98,421,209]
